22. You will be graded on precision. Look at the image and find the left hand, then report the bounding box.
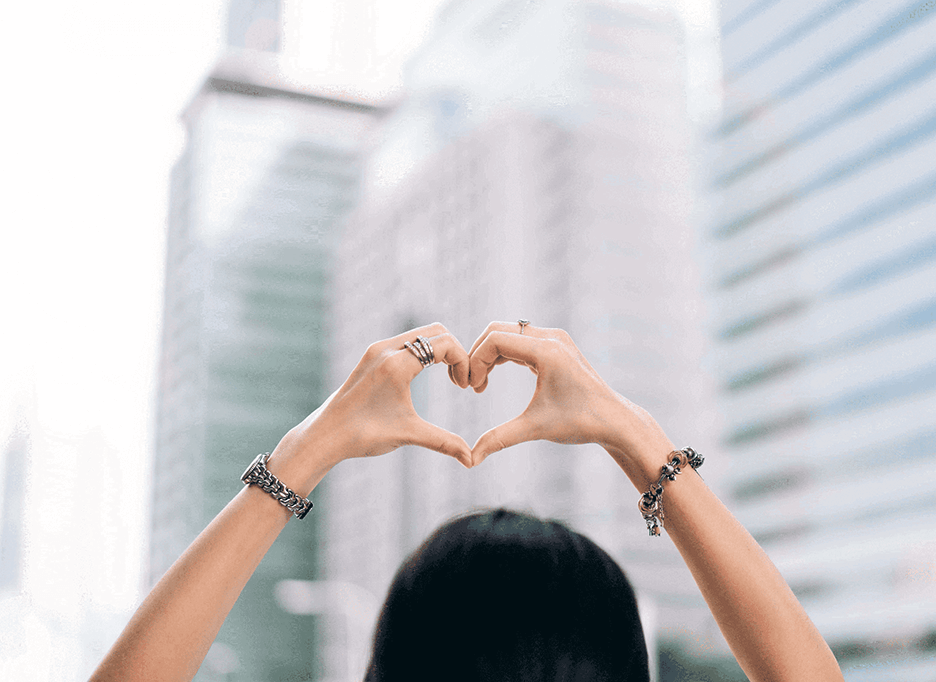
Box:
[271,323,473,491]
[466,322,674,478]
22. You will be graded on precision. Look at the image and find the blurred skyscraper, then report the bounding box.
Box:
[708,1,936,679]
[0,424,26,593]
[321,1,723,679]
[151,50,380,680]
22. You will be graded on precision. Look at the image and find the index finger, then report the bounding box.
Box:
[467,320,534,357]
[397,329,471,388]
[380,322,448,351]
[468,330,543,392]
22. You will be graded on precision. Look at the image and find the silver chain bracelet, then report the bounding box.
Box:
[241,453,313,519]
[638,447,703,537]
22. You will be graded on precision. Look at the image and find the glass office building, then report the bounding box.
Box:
[708,1,936,679]
[151,52,379,681]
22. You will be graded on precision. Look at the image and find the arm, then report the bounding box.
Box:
[608,439,841,682]
[91,324,472,682]
[467,322,843,682]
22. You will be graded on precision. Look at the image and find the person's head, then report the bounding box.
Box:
[364,508,650,682]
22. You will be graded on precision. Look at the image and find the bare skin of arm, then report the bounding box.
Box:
[93,319,842,682]
[91,323,473,682]
[468,322,843,682]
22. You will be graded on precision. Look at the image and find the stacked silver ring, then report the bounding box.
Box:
[404,335,435,368]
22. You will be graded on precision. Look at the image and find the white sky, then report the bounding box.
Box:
[2,4,235,678]
[0,0,716,678]
[0,2,448,678]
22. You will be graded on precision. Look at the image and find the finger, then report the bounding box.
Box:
[431,332,471,388]
[470,413,537,466]
[407,417,473,468]
[467,322,549,389]
[469,330,542,390]
[468,320,541,357]
[353,324,450,386]
[379,322,448,354]
[398,332,470,387]
[468,356,510,393]
[467,321,499,358]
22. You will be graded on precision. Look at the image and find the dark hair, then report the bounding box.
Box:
[364,508,650,682]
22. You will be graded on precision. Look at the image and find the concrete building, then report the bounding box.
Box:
[708,1,936,679]
[151,51,380,681]
[320,1,721,678]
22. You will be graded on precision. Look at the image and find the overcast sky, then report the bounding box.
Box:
[0,3,449,678]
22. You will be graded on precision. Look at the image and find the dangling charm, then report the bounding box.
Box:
[637,448,703,538]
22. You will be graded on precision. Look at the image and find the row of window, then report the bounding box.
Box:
[715,48,936,190]
[718,0,932,137]
[726,358,936,446]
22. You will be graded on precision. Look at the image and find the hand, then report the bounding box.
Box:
[272,323,474,490]
[467,322,674,480]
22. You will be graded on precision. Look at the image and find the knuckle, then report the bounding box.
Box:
[374,352,400,379]
[437,331,454,346]
[554,328,572,342]
[542,340,563,359]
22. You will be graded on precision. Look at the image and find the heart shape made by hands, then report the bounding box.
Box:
[401,322,609,468]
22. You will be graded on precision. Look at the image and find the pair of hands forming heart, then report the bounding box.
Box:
[277,322,676,492]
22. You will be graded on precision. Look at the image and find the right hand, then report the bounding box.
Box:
[270,323,474,493]
[467,322,675,482]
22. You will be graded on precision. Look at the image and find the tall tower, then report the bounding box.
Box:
[151,52,381,681]
[708,0,936,676]
[0,424,27,594]
[321,1,719,678]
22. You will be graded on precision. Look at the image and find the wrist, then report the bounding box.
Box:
[241,453,314,519]
[605,444,670,492]
[600,402,677,491]
[266,423,340,497]
[636,448,705,536]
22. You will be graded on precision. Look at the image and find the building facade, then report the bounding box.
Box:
[708,1,936,679]
[0,424,26,594]
[151,52,380,681]
[321,1,722,679]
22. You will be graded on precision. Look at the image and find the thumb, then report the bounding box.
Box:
[406,417,473,468]
[471,413,537,466]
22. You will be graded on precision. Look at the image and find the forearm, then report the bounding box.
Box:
[91,434,333,682]
[660,468,840,681]
[606,432,842,682]
[91,323,469,682]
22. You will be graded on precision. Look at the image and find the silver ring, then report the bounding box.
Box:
[404,341,431,368]
[413,340,431,366]
[518,319,530,334]
[415,335,435,364]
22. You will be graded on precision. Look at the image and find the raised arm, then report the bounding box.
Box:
[91,324,472,682]
[467,322,843,682]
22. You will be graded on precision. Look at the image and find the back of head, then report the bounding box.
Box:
[365,508,650,682]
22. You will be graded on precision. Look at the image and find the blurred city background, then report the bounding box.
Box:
[1,0,935,680]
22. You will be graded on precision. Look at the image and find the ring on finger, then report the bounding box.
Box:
[415,335,435,363]
[518,319,530,334]
[404,340,431,368]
